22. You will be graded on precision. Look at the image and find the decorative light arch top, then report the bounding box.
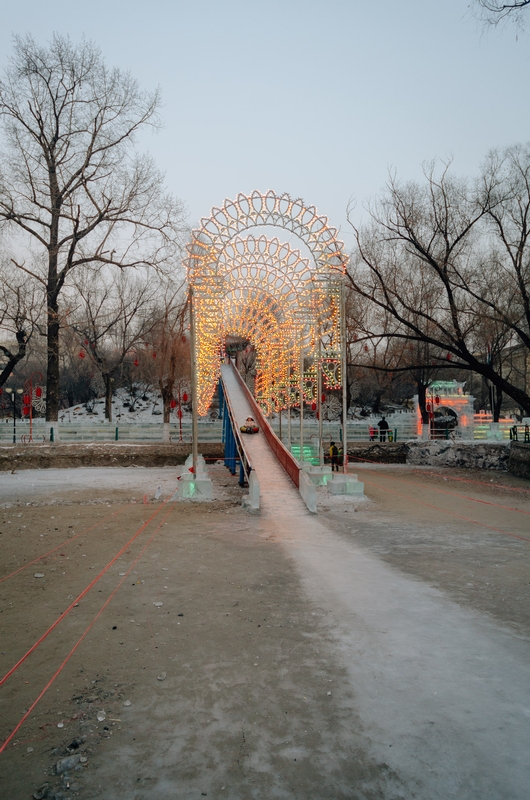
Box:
[187,190,347,283]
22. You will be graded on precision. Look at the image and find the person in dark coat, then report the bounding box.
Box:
[377,415,389,442]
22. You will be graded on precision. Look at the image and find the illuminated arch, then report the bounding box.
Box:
[187,192,347,415]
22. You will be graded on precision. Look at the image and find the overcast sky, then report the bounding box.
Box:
[1,0,529,250]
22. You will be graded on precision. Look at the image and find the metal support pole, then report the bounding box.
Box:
[28,379,33,442]
[12,392,16,445]
[317,332,323,466]
[299,346,304,463]
[189,288,199,477]
[341,280,348,473]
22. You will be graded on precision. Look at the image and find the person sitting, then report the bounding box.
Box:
[241,416,259,434]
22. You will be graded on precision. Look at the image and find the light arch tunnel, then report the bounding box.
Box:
[186,191,348,417]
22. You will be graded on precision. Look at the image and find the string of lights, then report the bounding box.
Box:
[186,192,348,415]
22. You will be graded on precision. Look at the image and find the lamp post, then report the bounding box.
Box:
[189,287,199,476]
[4,387,23,444]
[340,279,348,473]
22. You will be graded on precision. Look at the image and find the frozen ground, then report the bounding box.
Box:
[1,374,529,798]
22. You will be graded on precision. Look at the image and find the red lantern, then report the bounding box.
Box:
[0,388,3,395]
[22,405,30,416]
[23,393,30,405]
[170,399,177,409]
[35,386,42,398]
[152,352,157,359]
[446,353,452,361]
[321,393,326,403]
[434,395,440,405]
[177,409,182,419]
[311,402,317,411]
[133,358,139,367]
[181,335,187,343]
[182,392,188,403]
[426,402,431,412]
[84,339,89,346]
[79,351,85,359]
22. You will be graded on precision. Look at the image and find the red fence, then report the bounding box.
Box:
[229,362,300,489]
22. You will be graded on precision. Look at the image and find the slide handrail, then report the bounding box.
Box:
[228,361,300,489]
[220,370,254,482]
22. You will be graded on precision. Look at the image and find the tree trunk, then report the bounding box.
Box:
[104,374,113,422]
[417,381,430,424]
[493,386,503,423]
[161,379,174,424]
[46,297,60,421]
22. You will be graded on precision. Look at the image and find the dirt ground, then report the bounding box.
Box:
[327,464,530,639]
[0,462,529,799]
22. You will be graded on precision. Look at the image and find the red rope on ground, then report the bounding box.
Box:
[361,478,530,544]
[0,498,171,688]
[348,453,530,494]
[0,509,125,584]
[349,459,530,517]
[0,505,173,753]
[410,469,530,495]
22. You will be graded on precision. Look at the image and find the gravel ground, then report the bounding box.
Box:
[0,462,529,799]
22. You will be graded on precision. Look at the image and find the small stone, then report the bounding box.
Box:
[119,572,126,576]
[153,602,163,607]
[96,710,106,722]
[56,754,81,774]
[34,573,44,579]
[32,783,49,800]
[79,756,88,763]
[123,700,132,707]
[327,691,332,696]
[27,746,34,753]
[57,722,64,728]
[157,672,166,681]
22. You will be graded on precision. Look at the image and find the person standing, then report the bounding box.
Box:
[329,440,339,471]
[377,415,389,442]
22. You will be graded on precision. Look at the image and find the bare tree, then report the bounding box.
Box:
[474,1,530,26]
[67,267,162,422]
[348,150,530,417]
[0,34,185,423]
[145,281,189,427]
